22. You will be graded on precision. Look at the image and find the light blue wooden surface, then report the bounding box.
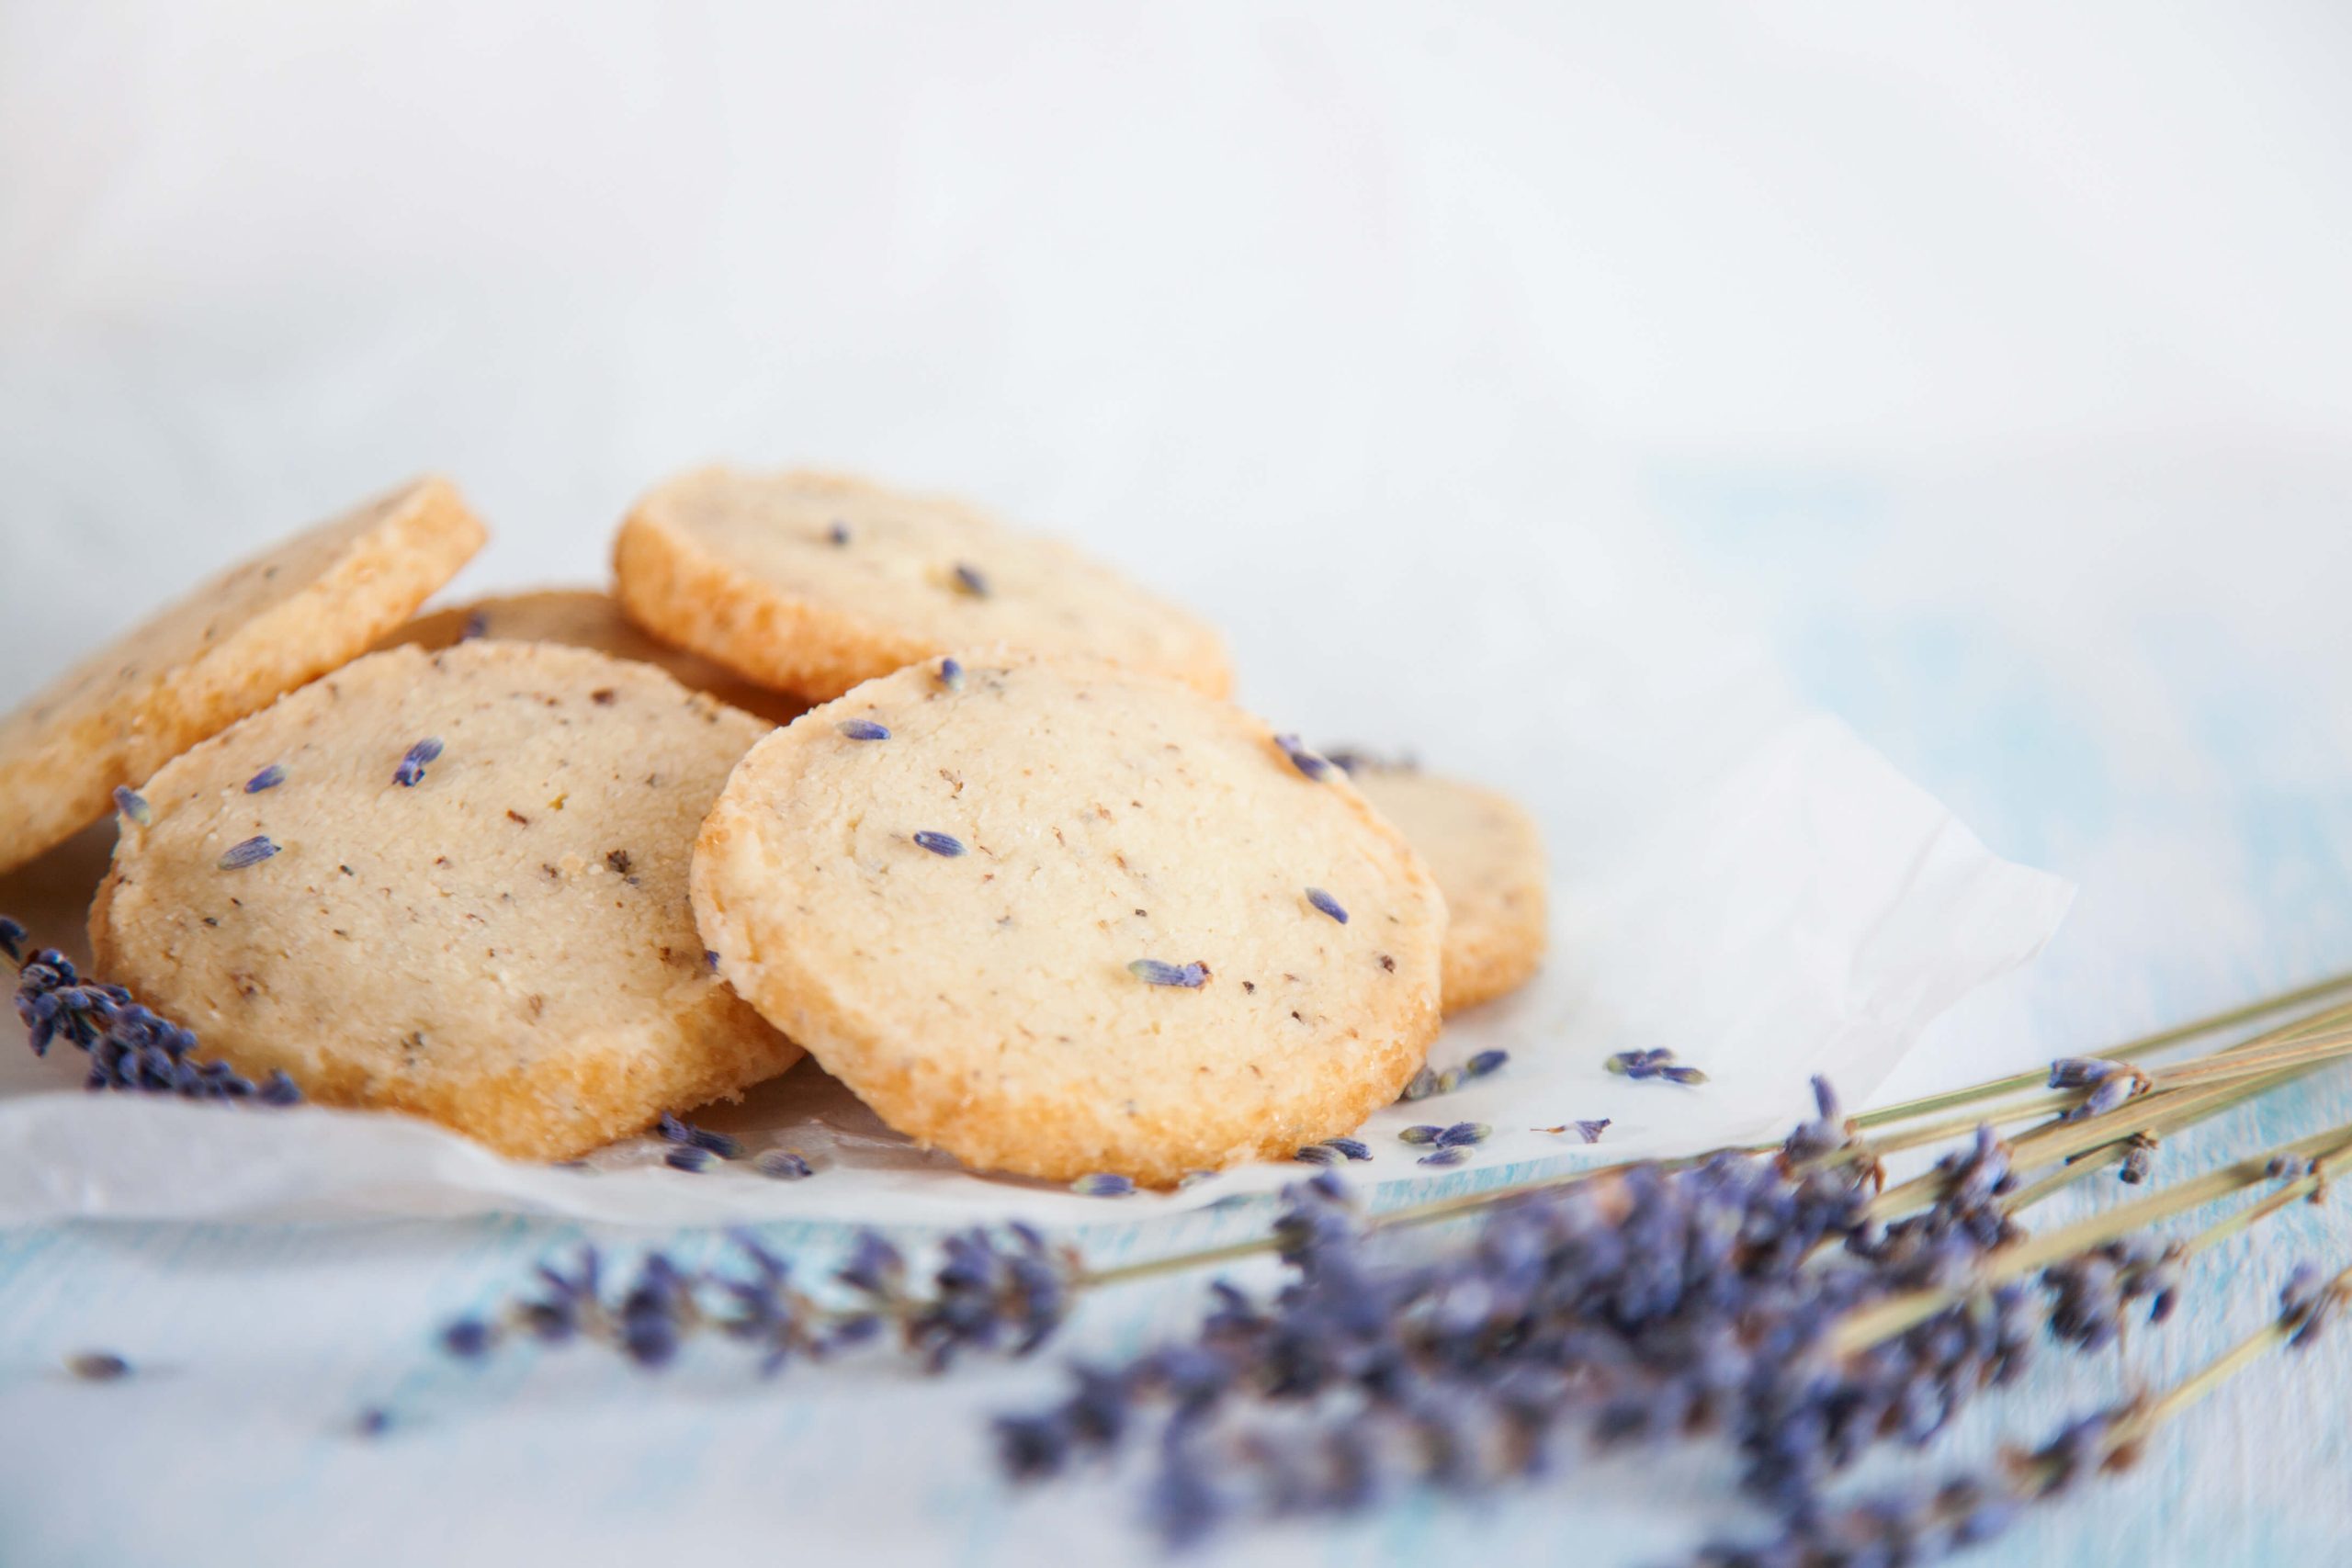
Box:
[4,453,2349,1567]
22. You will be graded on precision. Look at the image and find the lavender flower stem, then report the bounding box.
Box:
[1873,1055,2341,1223]
[2177,1131,2352,1260]
[1849,981,2352,1132]
[1833,1118,2352,1355]
[1996,1068,2316,1213]
[2012,1255,2352,1499]
[1823,1021,2352,1187]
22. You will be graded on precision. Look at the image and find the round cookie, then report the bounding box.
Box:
[692,653,1444,1187]
[90,641,803,1161]
[1340,760,1547,1013]
[0,478,486,877]
[614,467,1233,704]
[382,588,811,728]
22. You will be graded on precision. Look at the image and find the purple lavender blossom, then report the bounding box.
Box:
[392,738,445,787]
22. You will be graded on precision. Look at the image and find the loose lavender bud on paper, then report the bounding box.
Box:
[243,763,286,793]
[0,916,25,963]
[1398,1125,1442,1145]
[836,718,891,741]
[913,831,966,857]
[393,738,445,787]
[1321,1138,1372,1162]
[755,1150,814,1180]
[1659,1065,1709,1086]
[1605,1048,1672,1078]
[112,786,151,826]
[1305,888,1348,924]
[659,1112,741,1159]
[217,835,278,870]
[664,1146,715,1174]
[1464,1049,1508,1078]
[1293,1145,1340,1166]
[1399,1066,1440,1101]
[1128,960,1208,988]
[1071,1173,1136,1198]
[1435,1122,1489,1147]
[1417,1147,1468,1168]
[65,1351,131,1382]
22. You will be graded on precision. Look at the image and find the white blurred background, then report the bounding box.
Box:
[3,2,2349,844]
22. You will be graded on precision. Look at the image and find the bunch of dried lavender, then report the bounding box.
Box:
[376,962,2352,1558]
[4,917,300,1104]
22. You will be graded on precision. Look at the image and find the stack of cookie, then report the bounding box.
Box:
[0,468,1545,1186]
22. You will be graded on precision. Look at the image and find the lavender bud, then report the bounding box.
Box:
[836,718,891,741]
[938,656,965,690]
[1305,888,1349,924]
[244,763,287,793]
[913,831,966,857]
[112,786,152,826]
[217,835,279,870]
[1435,1122,1490,1147]
[1464,1050,1509,1078]
[1398,1125,1443,1145]
[1128,959,1208,988]
[1272,734,1334,782]
[392,738,445,787]
[1072,1173,1136,1198]
[952,562,990,597]
[1418,1147,1469,1168]
[65,1351,131,1382]
[755,1150,814,1180]
[2047,1056,2121,1089]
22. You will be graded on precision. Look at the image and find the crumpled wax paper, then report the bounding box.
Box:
[0,604,2073,1227]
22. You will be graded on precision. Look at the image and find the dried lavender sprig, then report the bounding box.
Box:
[8,929,301,1107]
[1849,982,2352,1134]
[1705,1255,2352,1567]
[1815,1022,2352,1184]
[439,1225,1080,1377]
[1077,991,2352,1313]
[1833,1117,2352,1355]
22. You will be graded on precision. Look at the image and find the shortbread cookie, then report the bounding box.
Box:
[89,641,802,1160]
[0,478,486,876]
[614,468,1233,704]
[1341,761,1547,1012]
[692,653,1443,1187]
[383,588,810,727]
